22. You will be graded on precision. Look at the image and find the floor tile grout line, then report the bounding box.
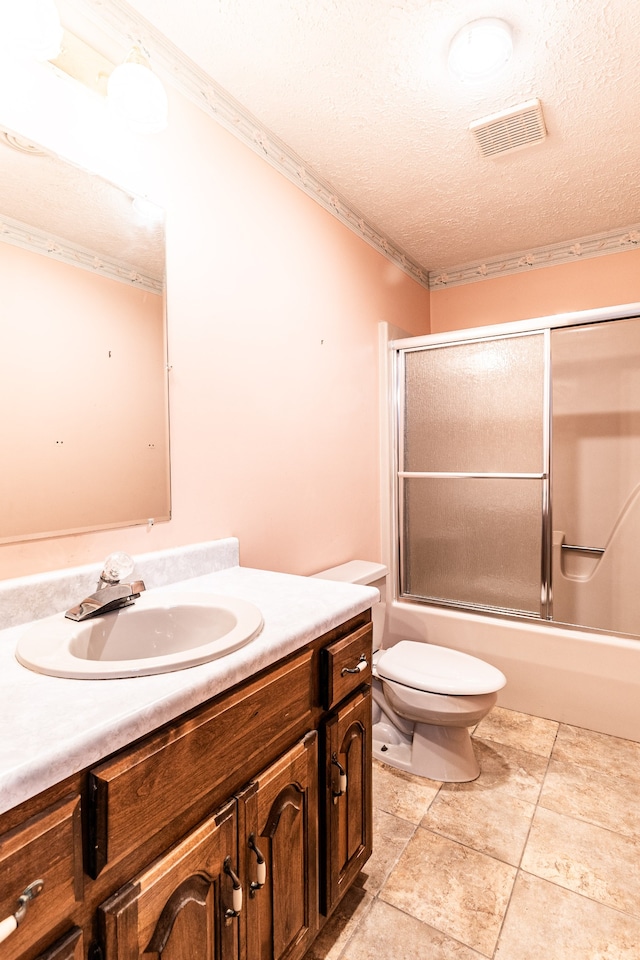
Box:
[371,894,493,960]
[545,752,640,792]
[472,713,561,957]
[514,865,640,925]
[336,709,640,960]
[362,820,418,893]
[535,792,640,841]
[331,892,378,960]
[538,723,640,841]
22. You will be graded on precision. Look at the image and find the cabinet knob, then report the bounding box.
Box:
[341,655,368,677]
[0,880,44,944]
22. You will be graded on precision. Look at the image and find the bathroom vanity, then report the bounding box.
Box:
[0,546,376,960]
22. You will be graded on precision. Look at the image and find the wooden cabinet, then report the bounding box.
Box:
[88,650,314,878]
[320,621,373,914]
[320,622,372,711]
[238,733,318,960]
[0,796,83,960]
[0,611,372,960]
[99,799,239,960]
[99,733,319,960]
[33,928,83,960]
[322,687,372,914]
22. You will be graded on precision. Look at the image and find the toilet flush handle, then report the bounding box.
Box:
[331,753,347,803]
[341,654,368,676]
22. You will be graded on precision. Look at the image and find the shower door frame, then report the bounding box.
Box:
[389,300,640,624]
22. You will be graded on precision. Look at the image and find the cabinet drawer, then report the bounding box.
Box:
[89,648,314,876]
[321,623,372,709]
[0,795,83,960]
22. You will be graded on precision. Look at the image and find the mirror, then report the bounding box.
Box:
[0,127,170,543]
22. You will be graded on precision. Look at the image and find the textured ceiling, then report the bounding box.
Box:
[112,0,640,278]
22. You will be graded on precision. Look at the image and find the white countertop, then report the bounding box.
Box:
[0,565,377,815]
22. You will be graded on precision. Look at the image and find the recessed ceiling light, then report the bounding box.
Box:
[448,18,513,82]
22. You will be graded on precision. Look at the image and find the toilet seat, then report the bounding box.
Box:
[376,640,506,696]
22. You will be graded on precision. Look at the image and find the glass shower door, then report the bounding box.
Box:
[399,332,548,616]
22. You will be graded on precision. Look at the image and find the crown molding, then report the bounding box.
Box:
[0,214,163,294]
[75,0,430,289]
[72,2,639,296]
[428,225,640,289]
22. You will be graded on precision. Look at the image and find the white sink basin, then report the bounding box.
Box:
[15,592,263,679]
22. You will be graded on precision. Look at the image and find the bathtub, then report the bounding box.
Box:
[385,600,640,743]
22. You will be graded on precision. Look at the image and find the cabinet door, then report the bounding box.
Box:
[237,732,318,960]
[323,686,372,914]
[99,800,240,960]
[0,795,83,960]
[34,926,83,960]
[89,649,313,877]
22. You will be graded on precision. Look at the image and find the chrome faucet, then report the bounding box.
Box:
[65,552,146,622]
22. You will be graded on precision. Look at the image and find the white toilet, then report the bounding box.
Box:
[313,561,506,783]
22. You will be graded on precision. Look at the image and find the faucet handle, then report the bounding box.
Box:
[100,552,135,585]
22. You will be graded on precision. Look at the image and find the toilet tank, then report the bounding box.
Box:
[312,560,387,649]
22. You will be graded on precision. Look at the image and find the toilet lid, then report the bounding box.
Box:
[375,640,506,695]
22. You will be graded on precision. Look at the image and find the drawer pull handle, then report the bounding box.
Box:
[0,880,44,944]
[341,655,368,676]
[248,834,267,894]
[223,858,243,917]
[331,753,347,802]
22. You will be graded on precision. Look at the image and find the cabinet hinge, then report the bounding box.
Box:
[88,941,104,960]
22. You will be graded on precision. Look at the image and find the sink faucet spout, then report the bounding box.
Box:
[65,552,145,621]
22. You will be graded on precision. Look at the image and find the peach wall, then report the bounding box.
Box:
[430,248,640,332]
[0,83,429,580]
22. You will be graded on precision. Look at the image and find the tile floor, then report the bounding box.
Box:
[305,706,640,960]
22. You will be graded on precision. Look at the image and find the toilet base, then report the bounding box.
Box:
[373,718,480,783]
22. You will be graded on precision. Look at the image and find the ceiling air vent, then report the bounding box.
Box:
[470,98,547,158]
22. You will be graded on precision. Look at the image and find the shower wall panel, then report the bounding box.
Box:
[552,317,640,635]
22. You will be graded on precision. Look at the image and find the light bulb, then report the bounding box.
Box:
[132,196,164,223]
[448,18,513,82]
[107,46,168,134]
[0,0,63,61]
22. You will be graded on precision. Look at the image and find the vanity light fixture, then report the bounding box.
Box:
[448,18,513,82]
[49,32,169,135]
[132,195,164,223]
[0,0,63,61]
[107,45,168,134]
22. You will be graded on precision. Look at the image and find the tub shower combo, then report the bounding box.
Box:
[385,303,640,741]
